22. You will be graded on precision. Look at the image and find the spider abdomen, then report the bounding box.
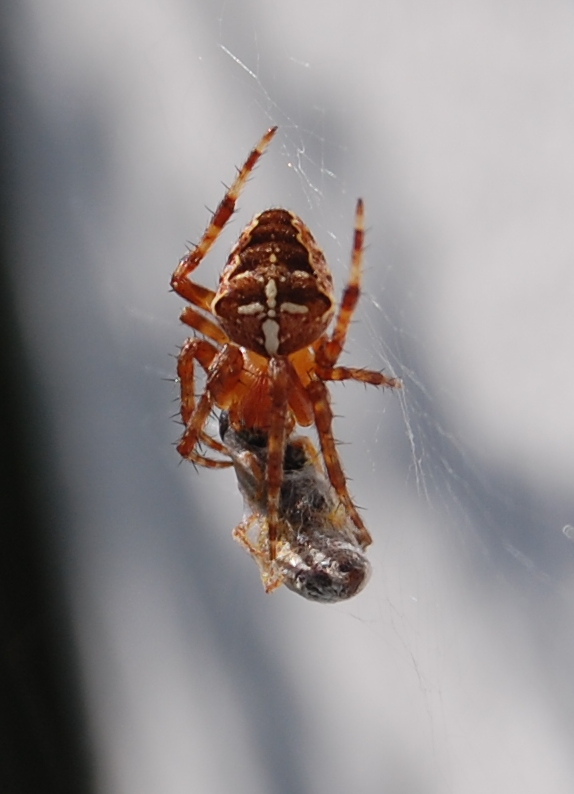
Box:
[212,209,335,357]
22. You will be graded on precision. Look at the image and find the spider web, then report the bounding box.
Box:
[10,2,574,794]
[208,14,574,793]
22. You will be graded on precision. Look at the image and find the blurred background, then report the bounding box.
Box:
[2,0,574,792]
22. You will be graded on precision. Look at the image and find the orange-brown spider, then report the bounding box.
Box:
[219,412,371,603]
[171,126,400,560]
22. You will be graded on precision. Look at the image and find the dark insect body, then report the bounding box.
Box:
[220,413,371,603]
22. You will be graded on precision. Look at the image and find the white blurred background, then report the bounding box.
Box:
[4,0,574,792]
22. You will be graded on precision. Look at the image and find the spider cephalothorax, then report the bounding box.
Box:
[171,127,400,563]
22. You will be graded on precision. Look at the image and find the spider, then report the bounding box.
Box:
[171,126,400,560]
[219,412,371,602]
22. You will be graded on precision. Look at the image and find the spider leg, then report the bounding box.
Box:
[172,280,216,313]
[314,197,401,388]
[171,126,278,306]
[199,431,230,457]
[266,358,291,561]
[177,338,219,425]
[320,198,365,367]
[180,306,229,346]
[184,447,233,469]
[178,397,229,467]
[316,364,401,389]
[306,378,372,548]
[177,341,244,468]
[176,299,232,466]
